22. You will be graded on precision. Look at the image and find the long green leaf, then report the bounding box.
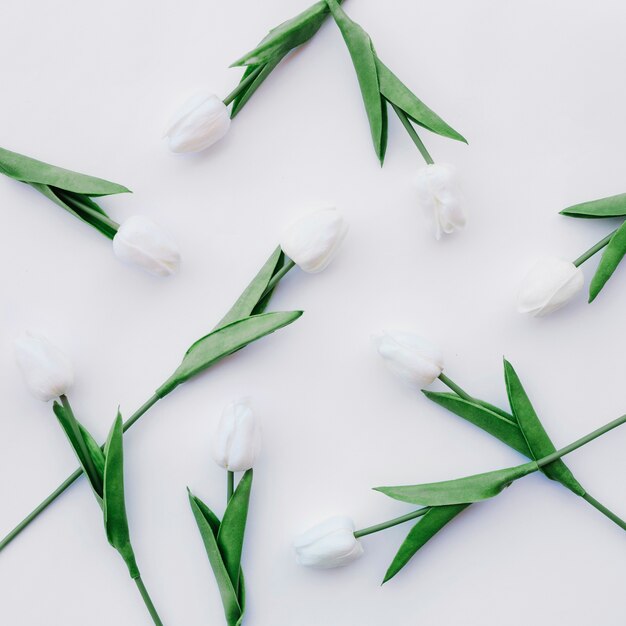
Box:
[383,504,468,583]
[231,55,286,118]
[231,0,334,67]
[218,247,284,327]
[561,193,626,219]
[423,391,532,457]
[376,58,466,143]
[103,413,139,578]
[325,0,386,163]
[189,492,242,626]
[503,360,585,496]
[52,401,104,502]
[156,311,303,396]
[0,146,129,196]
[217,470,253,592]
[375,461,537,506]
[588,220,626,302]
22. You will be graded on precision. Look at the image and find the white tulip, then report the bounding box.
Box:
[113,215,180,277]
[14,332,74,402]
[373,330,444,388]
[293,516,363,569]
[280,208,348,273]
[211,399,261,472]
[415,163,465,240]
[165,92,231,153]
[517,257,584,317]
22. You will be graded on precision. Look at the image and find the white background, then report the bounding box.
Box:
[0,1,625,624]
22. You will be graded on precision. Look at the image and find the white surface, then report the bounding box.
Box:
[0,1,625,624]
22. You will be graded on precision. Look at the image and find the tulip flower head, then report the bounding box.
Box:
[113,215,180,277]
[373,330,444,389]
[14,332,74,402]
[165,92,231,153]
[293,516,363,569]
[517,257,584,317]
[211,398,261,472]
[280,208,348,273]
[415,164,465,240]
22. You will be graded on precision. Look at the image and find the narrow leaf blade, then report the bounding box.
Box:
[0,146,130,196]
[383,504,468,583]
[561,193,626,219]
[231,56,286,118]
[375,461,537,506]
[588,220,626,302]
[504,360,585,496]
[376,58,466,143]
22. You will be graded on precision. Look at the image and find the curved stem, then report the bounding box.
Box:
[354,507,429,538]
[573,229,617,267]
[223,65,265,106]
[437,373,475,402]
[0,394,161,553]
[134,576,164,626]
[389,101,434,165]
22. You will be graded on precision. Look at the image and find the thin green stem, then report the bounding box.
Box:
[261,258,296,298]
[389,101,434,165]
[582,493,626,531]
[227,471,234,502]
[437,373,475,402]
[573,229,617,267]
[59,395,103,496]
[134,576,164,626]
[354,507,429,538]
[57,190,120,232]
[538,413,626,467]
[223,65,265,106]
[0,394,161,553]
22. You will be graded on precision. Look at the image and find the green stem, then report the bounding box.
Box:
[57,189,120,232]
[354,507,429,538]
[573,229,617,267]
[0,394,161,553]
[134,576,165,626]
[437,373,475,402]
[582,492,626,531]
[59,395,103,497]
[227,471,234,502]
[262,258,296,298]
[223,65,265,106]
[389,101,434,165]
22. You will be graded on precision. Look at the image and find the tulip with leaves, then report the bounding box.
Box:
[0,146,180,276]
[188,399,259,626]
[518,191,626,316]
[14,334,164,624]
[166,0,343,153]
[0,207,347,554]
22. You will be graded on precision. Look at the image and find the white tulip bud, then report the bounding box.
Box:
[113,215,180,277]
[373,330,444,388]
[165,92,231,153]
[415,163,465,240]
[517,257,584,317]
[14,332,74,402]
[280,208,348,273]
[211,399,261,472]
[293,516,364,569]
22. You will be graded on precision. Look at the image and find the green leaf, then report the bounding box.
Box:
[503,360,586,496]
[189,492,242,626]
[103,413,139,578]
[0,146,130,196]
[231,0,333,67]
[423,391,532,457]
[52,401,104,502]
[375,461,537,506]
[383,504,468,583]
[376,58,467,143]
[156,311,303,397]
[561,193,626,219]
[588,220,626,302]
[218,247,285,327]
[217,470,253,592]
[325,0,386,163]
[231,55,286,118]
